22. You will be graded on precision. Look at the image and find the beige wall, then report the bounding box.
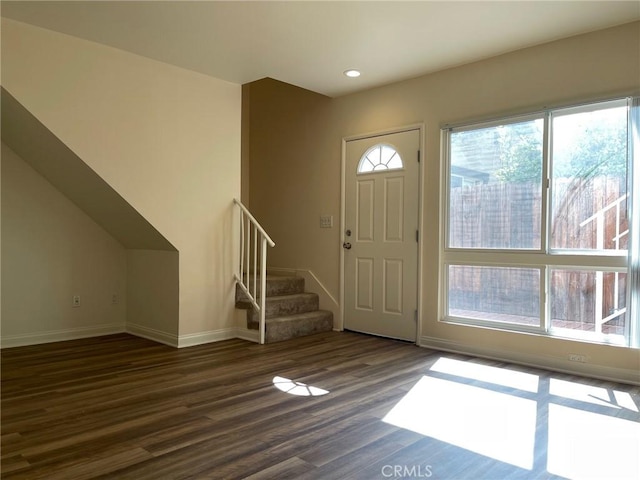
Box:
[248,22,640,382]
[241,84,251,206]
[1,143,127,346]
[2,19,241,342]
[126,249,179,345]
[248,79,334,280]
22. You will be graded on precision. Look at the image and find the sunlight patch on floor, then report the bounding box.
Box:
[550,378,639,412]
[547,404,640,479]
[383,375,536,469]
[272,376,330,396]
[430,357,539,393]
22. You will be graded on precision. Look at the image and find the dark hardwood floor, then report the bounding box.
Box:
[2,331,638,479]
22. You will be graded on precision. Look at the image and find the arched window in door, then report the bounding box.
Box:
[357,144,404,174]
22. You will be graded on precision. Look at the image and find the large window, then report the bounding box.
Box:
[442,98,636,345]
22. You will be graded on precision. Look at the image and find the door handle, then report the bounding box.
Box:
[343,242,352,250]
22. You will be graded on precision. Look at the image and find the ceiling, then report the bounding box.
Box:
[2,1,639,98]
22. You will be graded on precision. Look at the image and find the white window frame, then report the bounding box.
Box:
[440,98,633,346]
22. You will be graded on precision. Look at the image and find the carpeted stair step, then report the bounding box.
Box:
[247,292,319,323]
[235,274,305,308]
[248,310,334,343]
[236,273,333,342]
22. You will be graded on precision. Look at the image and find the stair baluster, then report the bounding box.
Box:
[233,199,275,344]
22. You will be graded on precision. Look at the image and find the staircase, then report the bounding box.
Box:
[235,274,333,343]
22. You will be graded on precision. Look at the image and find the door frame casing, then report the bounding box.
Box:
[340,124,425,344]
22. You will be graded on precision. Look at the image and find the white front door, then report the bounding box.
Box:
[343,129,420,341]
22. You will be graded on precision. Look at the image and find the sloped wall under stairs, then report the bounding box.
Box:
[1,18,241,346]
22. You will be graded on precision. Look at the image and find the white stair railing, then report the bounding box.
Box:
[233,199,275,344]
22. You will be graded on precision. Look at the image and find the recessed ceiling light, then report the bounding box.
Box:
[344,69,361,78]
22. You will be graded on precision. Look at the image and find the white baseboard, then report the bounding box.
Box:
[127,324,245,348]
[1,323,125,349]
[269,267,342,328]
[126,323,178,347]
[3,323,258,349]
[177,327,239,348]
[420,335,640,386]
[235,327,259,343]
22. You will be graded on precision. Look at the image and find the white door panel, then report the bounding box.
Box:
[344,129,420,341]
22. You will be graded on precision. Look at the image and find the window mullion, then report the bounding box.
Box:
[541,111,551,254]
[541,112,552,331]
[542,265,549,332]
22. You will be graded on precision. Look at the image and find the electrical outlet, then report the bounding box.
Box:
[320,215,333,228]
[568,353,587,363]
[72,295,81,307]
[112,294,118,305]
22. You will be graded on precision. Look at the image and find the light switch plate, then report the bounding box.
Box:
[320,215,333,228]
